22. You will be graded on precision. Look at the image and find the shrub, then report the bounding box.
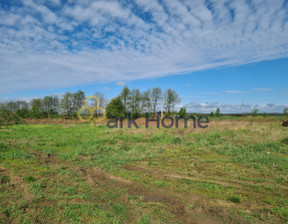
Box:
[0,110,26,126]
[106,96,127,119]
[228,196,241,203]
[24,175,36,182]
[178,107,187,117]
[0,175,10,184]
[251,108,259,117]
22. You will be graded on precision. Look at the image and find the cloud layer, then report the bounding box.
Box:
[185,102,288,113]
[1,0,288,94]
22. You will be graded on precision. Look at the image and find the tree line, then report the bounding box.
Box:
[0,87,182,119]
[109,87,181,118]
[0,90,85,119]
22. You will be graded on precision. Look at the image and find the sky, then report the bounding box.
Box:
[0,0,288,113]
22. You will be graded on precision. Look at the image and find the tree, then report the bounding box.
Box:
[42,96,59,118]
[151,87,162,115]
[106,96,126,119]
[284,108,288,117]
[72,90,85,116]
[0,103,7,111]
[164,88,181,114]
[16,108,29,118]
[6,101,20,112]
[16,101,29,118]
[30,98,43,118]
[94,92,108,118]
[128,89,142,118]
[141,89,151,113]
[60,92,74,118]
[215,108,221,117]
[210,112,215,117]
[120,86,130,110]
[178,107,187,117]
[251,108,259,117]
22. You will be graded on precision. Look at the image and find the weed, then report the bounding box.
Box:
[24,175,36,182]
[228,196,241,203]
[0,175,10,184]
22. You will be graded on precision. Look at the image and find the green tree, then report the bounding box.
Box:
[42,96,59,118]
[6,101,20,112]
[251,108,259,117]
[284,108,288,117]
[29,98,44,118]
[128,89,142,118]
[72,90,85,116]
[151,87,162,115]
[106,96,126,119]
[60,92,74,119]
[16,108,29,118]
[141,89,151,113]
[164,88,181,114]
[120,86,130,110]
[215,108,221,117]
[178,107,187,117]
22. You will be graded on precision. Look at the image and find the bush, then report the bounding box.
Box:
[178,107,187,117]
[106,97,127,119]
[251,108,259,117]
[0,110,26,126]
[228,196,241,203]
[24,175,36,182]
[0,175,10,184]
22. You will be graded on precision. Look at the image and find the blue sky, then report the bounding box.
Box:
[0,0,288,113]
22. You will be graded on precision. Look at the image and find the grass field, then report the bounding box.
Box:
[0,117,288,223]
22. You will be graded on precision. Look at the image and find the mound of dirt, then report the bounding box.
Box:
[0,110,26,126]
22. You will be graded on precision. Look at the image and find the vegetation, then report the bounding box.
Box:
[178,107,187,117]
[284,108,288,117]
[215,108,221,117]
[0,87,182,120]
[0,117,287,223]
[0,110,26,126]
[106,96,127,119]
[251,108,259,117]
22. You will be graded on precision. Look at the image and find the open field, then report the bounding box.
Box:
[0,117,288,223]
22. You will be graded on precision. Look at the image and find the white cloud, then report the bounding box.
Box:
[186,84,191,87]
[225,90,248,93]
[0,0,288,94]
[252,88,273,91]
[116,81,126,86]
[102,86,110,90]
[186,102,288,113]
[203,92,218,95]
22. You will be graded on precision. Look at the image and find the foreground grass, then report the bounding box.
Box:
[0,117,288,223]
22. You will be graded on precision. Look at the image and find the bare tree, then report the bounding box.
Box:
[93,91,108,117]
[151,87,162,114]
[141,89,151,113]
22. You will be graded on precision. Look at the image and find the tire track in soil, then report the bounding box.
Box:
[75,166,247,224]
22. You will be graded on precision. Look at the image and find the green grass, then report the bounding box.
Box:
[0,118,287,223]
[228,196,241,203]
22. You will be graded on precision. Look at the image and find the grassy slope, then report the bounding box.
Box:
[0,117,288,223]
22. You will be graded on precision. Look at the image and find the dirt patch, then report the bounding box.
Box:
[74,165,248,224]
